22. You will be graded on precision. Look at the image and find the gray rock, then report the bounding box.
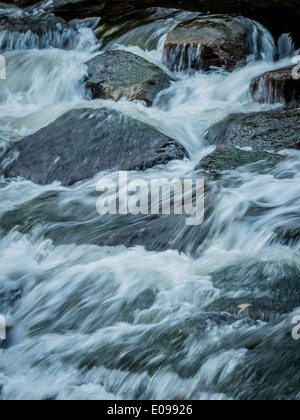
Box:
[2,108,189,186]
[205,107,300,151]
[163,15,259,72]
[251,66,300,104]
[197,145,284,172]
[0,9,99,51]
[85,51,173,106]
[0,12,62,34]
[205,259,300,323]
[206,297,290,323]
[0,11,82,50]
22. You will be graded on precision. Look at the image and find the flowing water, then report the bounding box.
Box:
[0,1,299,400]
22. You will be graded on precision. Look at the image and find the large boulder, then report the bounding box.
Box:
[163,15,266,73]
[1,108,189,186]
[50,1,300,48]
[251,66,300,104]
[205,107,300,151]
[197,145,285,172]
[85,51,173,106]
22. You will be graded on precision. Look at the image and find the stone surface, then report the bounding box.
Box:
[49,1,300,52]
[2,108,189,186]
[163,15,254,72]
[205,107,300,151]
[251,66,300,104]
[0,12,64,35]
[85,51,173,106]
[0,9,94,50]
[205,259,300,322]
[197,145,284,172]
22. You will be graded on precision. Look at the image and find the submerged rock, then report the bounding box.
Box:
[205,258,300,323]
[251,66,300,104]
[205,107,300,151]
[163,15,268,72]
[197,145,284,172]
[206,297,288,323]
[1,108,189,186]
[85,51,173,106]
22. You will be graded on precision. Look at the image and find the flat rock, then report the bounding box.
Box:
[197,145,285,172]
[1,107,189,186]
[205,107,300,152]
[85,51,173,106]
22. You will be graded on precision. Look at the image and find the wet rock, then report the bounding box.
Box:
[0,9,95,51]
[205,107,300,151]
[229,318,300,400]
[205,259,300,322]
[163,15,257,72]
[206,297,289,323]
[1,108,189,186]
[50,1,300,52]
[197,145,285,172]
[85,51,173,106]
[0,12,64,36]
[251,66,300,104]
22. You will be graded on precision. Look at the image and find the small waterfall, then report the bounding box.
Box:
[277,33,295,59]
[0,49,92,117]
[247,19,276,62]
[162,16,276,74]
[0,5,98,53]
[0,26,98,52]
[162,43,202,73]
[251,74,283,104]
[250,57,298,104]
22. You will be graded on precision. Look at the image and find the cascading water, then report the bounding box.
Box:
[0,1,299,401]
[0,4,99,51]
[161,16,276,73]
